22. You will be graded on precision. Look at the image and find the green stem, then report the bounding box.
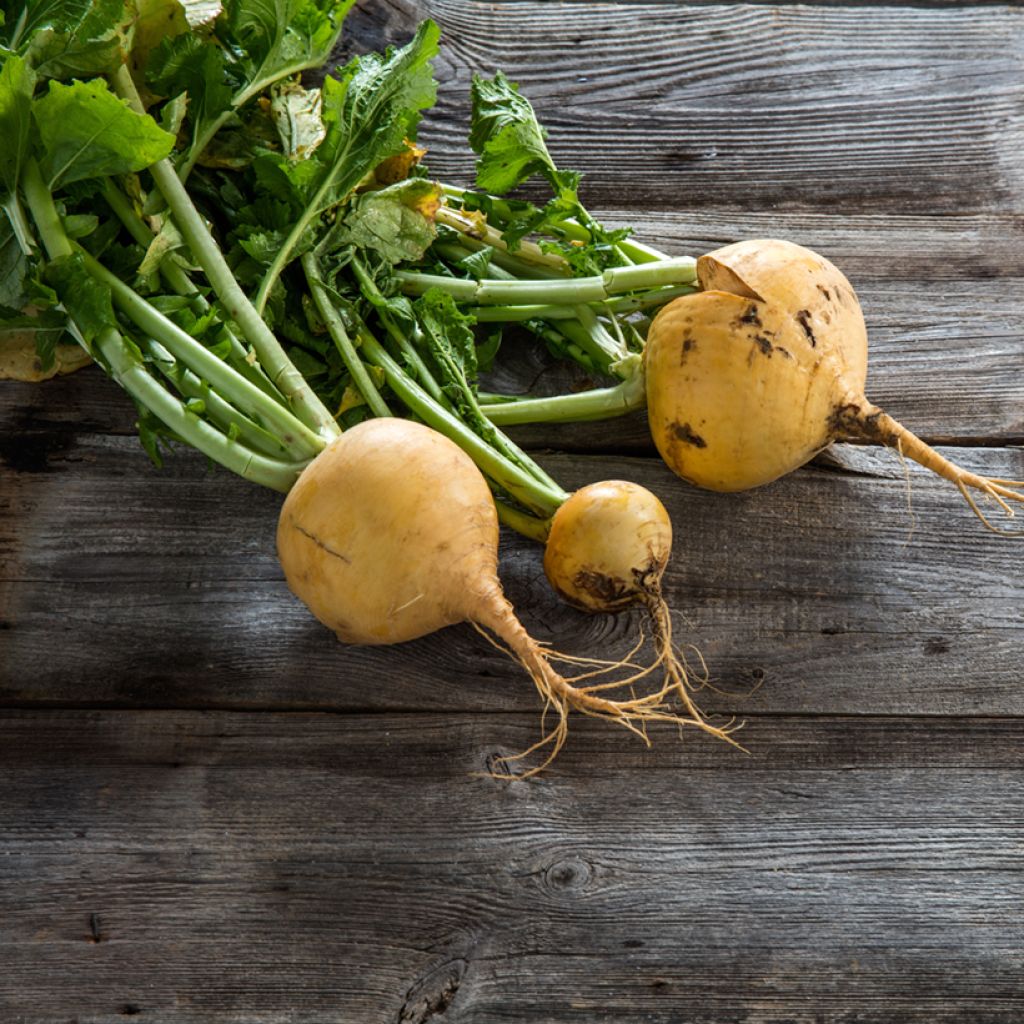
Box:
[101,178,292,405]
[8,4,27,48]
[495,499,551,542]
[301,252,391,418]
[436,205,569,273]
[571,303,628,364]
[524,319,605,376]
[22,160,72,259]
[469,287,692,323]
[349,256,451,409]
[436,231,564,280]
[396,258,696,306]
[618,236,672,263]
[481,371,647,425]
[470,302,577,323]
[357,328,568,517]
[143,339,292,459]
[111,65,339,443]
[93,327,303,492]
[604,283,696,314]
[78,247,324,461]
[412,316,564,496]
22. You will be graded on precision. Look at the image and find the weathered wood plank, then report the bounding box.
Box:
[3,436,1023,718]
[1,710,1023,1023]
[352,1,1024,215]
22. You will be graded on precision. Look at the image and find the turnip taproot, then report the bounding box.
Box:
[277,419,734,775]
[646,239,1024,526]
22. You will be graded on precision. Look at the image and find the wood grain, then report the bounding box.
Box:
[348,1,1024,215]
[1,710,1023,1024]
[3,435,1023,719]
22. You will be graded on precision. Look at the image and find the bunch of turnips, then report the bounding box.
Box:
[3,1,1017,773]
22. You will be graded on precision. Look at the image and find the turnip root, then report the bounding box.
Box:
[277,418,724,774]
[646,239,1024,527]
[543,480,725,735]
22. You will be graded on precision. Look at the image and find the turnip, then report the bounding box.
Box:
[542,480,715,729]
[645,239,1024,526]
[276,418,734,774]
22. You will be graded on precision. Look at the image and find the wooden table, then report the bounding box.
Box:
[2,1,1023,1020]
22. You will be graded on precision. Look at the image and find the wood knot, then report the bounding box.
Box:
[397,957,467,1023]
[543,855,592,892]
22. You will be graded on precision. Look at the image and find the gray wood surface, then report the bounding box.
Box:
[2,1,1024,1021]
[2,710,1024,1024]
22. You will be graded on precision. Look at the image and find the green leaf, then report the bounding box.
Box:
[10,0,134,79]
[148,0,353,171]
[0,56,34,199]
[34,78,176,190]
[285,19,439,223]
[238,229,286,266]
[470,70,564,196]
[160,90,188,135]
[416,287,478,384]
[329,178,441,264]
[147,31,233,155]
[45,250,118,344]
[135,405,180,467]
[475,326,501,372]
[457,246,494,281]
[130,0,221,74]
[62,213,99,239]
[137,215,184,275]
[226,0,357,99]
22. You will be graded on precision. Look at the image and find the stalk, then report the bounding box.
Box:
[470,303,577,323]
[523,319,606,376]
[111,65,340,443]
[101,179,203,306]
[78,248,324,462]
[4,194,37,256]
[142,339,294,459]
[395,258,697,306]
[436,205,569,273]
[435,231,564,281]
[468,284,694,323]
[357,326,569,517]
[481,372,647,425]
[7,4,27,48]
[101,178,292,405]
[348,255,450,408]
[495,499,551,542]
[22,160,72,260]
[302,252,391,418]
[93,327,303,491]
